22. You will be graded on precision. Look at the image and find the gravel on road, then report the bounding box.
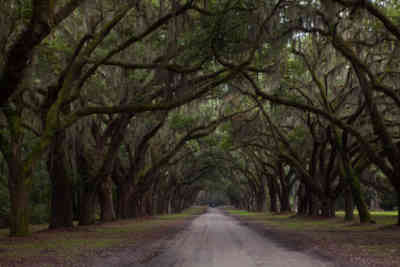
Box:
[137,208,338,267]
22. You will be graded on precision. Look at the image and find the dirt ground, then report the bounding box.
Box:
[136,208,344,267]
[1,207,398,267]
[0,208,204,267]
[230,212,400,267]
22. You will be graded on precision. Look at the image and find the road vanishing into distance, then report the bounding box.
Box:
[138,208,336,267]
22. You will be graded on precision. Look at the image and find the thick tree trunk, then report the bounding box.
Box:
[397,190,400,226]
[279,187,291,212]
[48,132,74,229]
[296,184,307,215]
[73,189,80,220]
[308,194,320,216]
[128,195,142,218]
[9,177,31,236]
[267,179,278,212]
[321,198,335,217]
[49,176,74,228]
[116,183,133,219]
[340,149,371,223]
[350,173,371,223]
[255,191,266,212]
[152,191,159,215]
[144,192,153,216]
[344,187,354,221]
[98,176,115,222]
[157,193,168,214]
[355,196,370,223]
[79,192,96,225]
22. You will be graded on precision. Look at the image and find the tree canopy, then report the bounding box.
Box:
[0,0,400,237]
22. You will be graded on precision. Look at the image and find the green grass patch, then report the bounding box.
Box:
[226,209,398,231]
[0,206,206,265]
[156,206,207,220]
[336,210,398,216]
[0,224,48,238]
[226,208,400,266]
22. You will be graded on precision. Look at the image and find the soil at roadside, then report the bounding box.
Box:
[229,213,400,267]
[0,208,206,267]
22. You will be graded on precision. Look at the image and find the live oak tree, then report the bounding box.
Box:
[2,0,400,238]
[1,0,256,236]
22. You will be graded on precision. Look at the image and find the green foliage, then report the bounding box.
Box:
[201,135,219,147]
[380,191,398,211]
[30,204,49,224]
[287,126,307,144]
[16,0,32,21]
[169,113,196,130]
[225,183,242,205]
[181,0,257,61]
[286,56,306,78]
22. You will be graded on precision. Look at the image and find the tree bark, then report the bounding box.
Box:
[321,197,335,217]
[296,184,307,215]
[116,183,133,219]
[344,187,354,221]
[255,190,266,212]
[0,0,84,106]
[79,191,96,225]
[98,176,116,222]
[279,187,291,212]
[144,191,153,216]
[350,172,371,223]
[2,137,32,236]
[308,194,320,216]
[267,177,278,212]
[397,189,400,226]
[9,176,31,236]
[48,131,74,229]
[49,173,74,228]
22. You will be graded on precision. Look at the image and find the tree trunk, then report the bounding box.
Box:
[397,189,400,226]
[267,178,278,212]
[344,187,354,221]
[350,173,371,223]
[48,132,74,229]
[144,192,153,216]
[98,176,115,222]
[73,189,80,220]
[255,191,266,212]
[79,191,96,225]
[116,183,133,219]
[308,194,320,216]
[152,191,158,215]
[49,175,74,228]
[9,176,31,236]
[321,198,335,217]
[129,195,142,218]
[340,148,371,223]
[279,187,291,212]
[296,184,307,215]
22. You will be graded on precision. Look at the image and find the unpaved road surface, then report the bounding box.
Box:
[137,208,336,267]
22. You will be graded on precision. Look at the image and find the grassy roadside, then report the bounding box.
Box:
[225,208,400,267]
[0,206,206,267]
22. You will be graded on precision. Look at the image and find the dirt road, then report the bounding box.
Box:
[137,208,336,267]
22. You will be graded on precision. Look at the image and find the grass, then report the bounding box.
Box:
[156,206,207,220]
[0,224,48,238]
[0,206,207,266]
[225,209,398,231]
[225,208,400,266]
